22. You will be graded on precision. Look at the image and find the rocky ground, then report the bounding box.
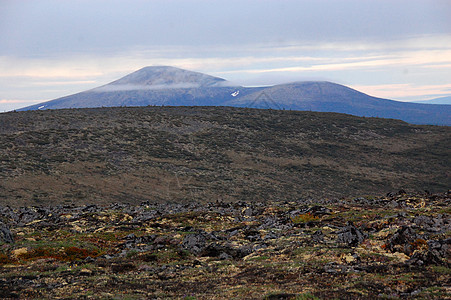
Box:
[0,191,450,299]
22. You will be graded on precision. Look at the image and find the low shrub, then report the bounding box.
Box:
[291,213,319,224]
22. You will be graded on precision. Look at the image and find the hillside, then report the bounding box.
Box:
[0,106,449,207]
[17,66,451,125]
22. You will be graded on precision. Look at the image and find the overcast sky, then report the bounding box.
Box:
[1,0,450,111]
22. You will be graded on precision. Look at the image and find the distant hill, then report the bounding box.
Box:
[225,81,451,125]
[18,66,451,125]
[412,96,451,105]
[1,106,449,206]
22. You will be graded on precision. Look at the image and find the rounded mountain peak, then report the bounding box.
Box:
[110,66,228,87]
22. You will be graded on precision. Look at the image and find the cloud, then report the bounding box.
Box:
[0,99,42,104]
[215,49,451,75]
[92,83,202,92]
[2,34,451,78]
[1,34,451,110]
[421,63,451,69]
[351,83,451,100]
[31,80,96,86]
[0,99,43,112]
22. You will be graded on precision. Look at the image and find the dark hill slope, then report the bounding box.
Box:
[0,106,449,206]
[17,66,450,125]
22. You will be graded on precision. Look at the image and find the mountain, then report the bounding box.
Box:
[412,95,451,105]
[18,66,451,125]
[19,66,243,109]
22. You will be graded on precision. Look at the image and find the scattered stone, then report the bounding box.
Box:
[407,238,451,266]
[413,214,449,233]
[0,191,449,299]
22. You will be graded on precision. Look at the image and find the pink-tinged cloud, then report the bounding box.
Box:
[351,84,451,100]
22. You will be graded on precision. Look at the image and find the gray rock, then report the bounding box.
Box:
[406,238,451,266]
[311,230,324,243]
[336,222,366,247]
[386,226,420,256]
[181,233,207,255]
[0,223,14,243]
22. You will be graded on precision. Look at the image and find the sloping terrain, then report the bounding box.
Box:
[0,106,449,207]
[17,66,451,125]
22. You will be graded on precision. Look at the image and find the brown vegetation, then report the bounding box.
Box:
[0,106,449,207]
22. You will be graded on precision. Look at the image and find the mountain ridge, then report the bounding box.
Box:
[17,66,451,125]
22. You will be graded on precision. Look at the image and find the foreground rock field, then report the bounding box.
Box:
[0,191,450,299]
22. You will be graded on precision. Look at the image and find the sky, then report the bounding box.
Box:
[1,0,451,112]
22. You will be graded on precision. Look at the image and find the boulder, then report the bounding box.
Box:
[181,233,207,255]
[407,238,451,266]
[336,222,367,247]
[386,226,421,256]
[0,223,14,244]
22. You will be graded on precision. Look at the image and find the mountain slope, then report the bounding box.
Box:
[226,81,451,125]
[17,66,451,125]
